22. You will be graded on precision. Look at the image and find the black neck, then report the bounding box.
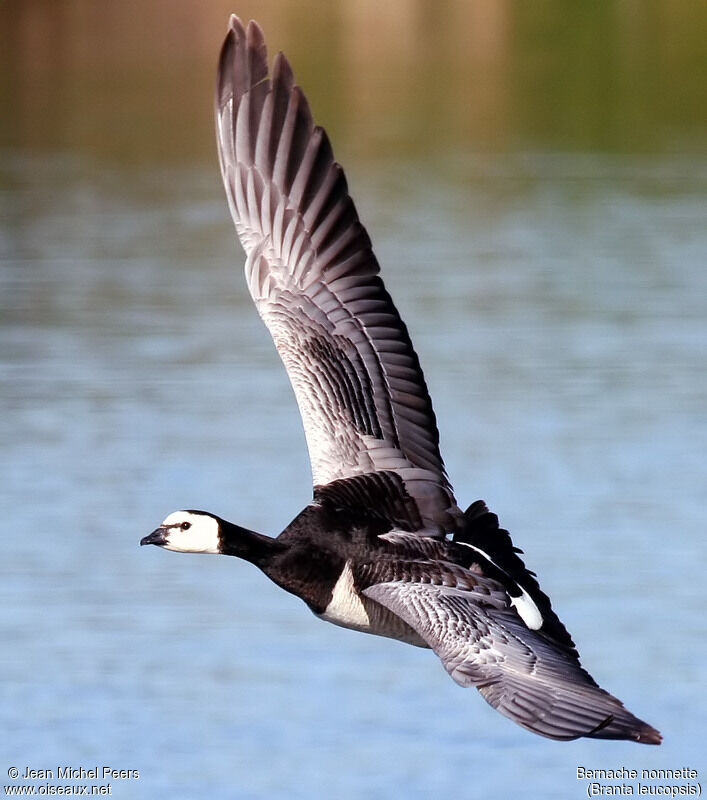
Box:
[218,519,278,566]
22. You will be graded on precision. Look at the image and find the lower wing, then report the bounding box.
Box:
[363,580,661,743]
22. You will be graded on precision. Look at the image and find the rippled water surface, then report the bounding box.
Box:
[2,3,706,798]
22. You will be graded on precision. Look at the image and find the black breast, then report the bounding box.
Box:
[263,502,384,614]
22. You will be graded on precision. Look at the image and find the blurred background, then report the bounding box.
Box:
[2,0,706,158]
[1,1,705,798]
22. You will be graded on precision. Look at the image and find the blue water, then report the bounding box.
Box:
[1,150,705,798]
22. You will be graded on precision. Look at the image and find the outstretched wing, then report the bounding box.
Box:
[362,578,661,743]
[215,16,459,534]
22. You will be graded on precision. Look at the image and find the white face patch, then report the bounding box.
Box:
[159,511,221,554]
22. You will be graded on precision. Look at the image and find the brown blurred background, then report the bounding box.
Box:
[2,0,705,164]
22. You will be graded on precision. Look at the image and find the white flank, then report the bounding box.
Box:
[319,561,371,632]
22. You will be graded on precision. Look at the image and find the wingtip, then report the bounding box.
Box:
[216,15,270,112]
[222,16,291,83]
[588,713,662,745]
[225,15,265,47]
[228,13,244,34]
[246,18,266,49]
[272,50,295,90]
[635,724,663,745]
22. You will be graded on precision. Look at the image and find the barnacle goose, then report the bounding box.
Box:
[141,15,661,745]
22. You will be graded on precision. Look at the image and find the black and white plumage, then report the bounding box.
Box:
[141,15,661,745]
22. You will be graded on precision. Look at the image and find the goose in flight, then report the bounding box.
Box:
[141,15,660,745]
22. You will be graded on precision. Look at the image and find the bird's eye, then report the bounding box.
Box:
[181,522,191,531]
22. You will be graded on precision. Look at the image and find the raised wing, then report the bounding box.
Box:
[215,16,459,534]
[362,578,661,743]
